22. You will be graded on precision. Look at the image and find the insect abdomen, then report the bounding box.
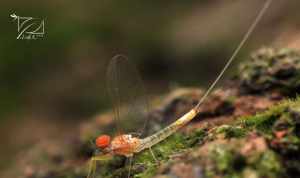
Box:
[136,109,197,152]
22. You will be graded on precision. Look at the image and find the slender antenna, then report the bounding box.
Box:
[194,0,273,112]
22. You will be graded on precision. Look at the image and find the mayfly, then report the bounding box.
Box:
[87,0,273,177]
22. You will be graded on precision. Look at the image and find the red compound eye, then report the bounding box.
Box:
[96,135,111,148]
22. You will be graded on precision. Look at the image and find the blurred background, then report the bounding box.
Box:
[0,0,300,171]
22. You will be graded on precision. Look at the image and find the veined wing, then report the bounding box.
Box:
[106,54,150,137]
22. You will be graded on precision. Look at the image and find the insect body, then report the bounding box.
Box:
[94,109,196,155]
[96,134,141,157]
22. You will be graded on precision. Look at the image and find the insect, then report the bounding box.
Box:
[87,0,273,177]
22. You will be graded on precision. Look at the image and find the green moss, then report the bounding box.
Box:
[135,133,187,165]
[255,151,283,178]
[203,142,246,178]
[134,165,157,178]
[185,128,207,146]
[240,99,294,134]
[225,95,238,105]
[238,97,300,138]
[202,140,285,178]
[210,146,236,172]
[216,125,247,138]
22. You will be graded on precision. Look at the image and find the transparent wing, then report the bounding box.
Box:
[106,54,150,137]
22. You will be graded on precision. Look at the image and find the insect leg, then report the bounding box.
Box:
[127,156,133,178]
[87,154,112,178]
[149,147,159,164]
[87,158,96,178]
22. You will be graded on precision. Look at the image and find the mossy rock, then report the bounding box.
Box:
[238,47,300,94]
[148,98,300,178]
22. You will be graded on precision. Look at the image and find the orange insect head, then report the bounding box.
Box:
[96,135,111,148]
